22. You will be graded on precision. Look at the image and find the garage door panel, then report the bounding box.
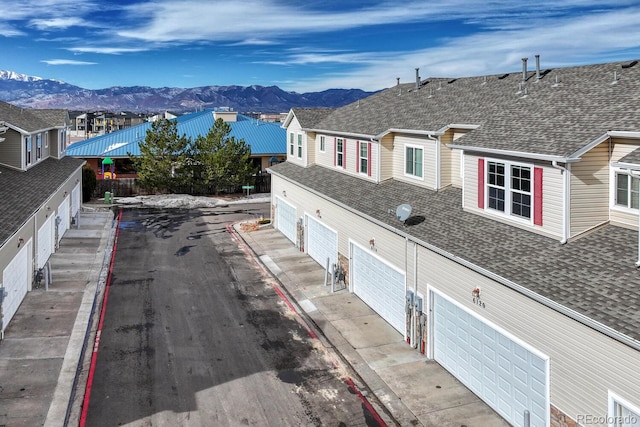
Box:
[276,198,297,244]
[352,243,405,334]
[2,243,30,332]
[306,215,337,268]
[433,292,548,427]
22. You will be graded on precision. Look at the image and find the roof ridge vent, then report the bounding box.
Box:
[498,73,509,80]
[447,78,457,84]
[622,60,638,69]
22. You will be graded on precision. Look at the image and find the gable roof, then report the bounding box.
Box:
[313,59,640,160]
[66,110,286,158]
[285,107,335,129]
[269,162,640,348]
[0,101,59,133]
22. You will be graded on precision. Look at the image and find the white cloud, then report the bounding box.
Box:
[41,59,98,65]
[67,47,149,55]
[30,17,85,30]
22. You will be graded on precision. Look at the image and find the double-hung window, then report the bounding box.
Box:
[405,145,423,178]
[336,138,344,167]
[320,136,326,152]
[359,142,368,174]
[36,134,42,160]
[615,173,640,209]
[609,392,640,427]
[487,160,532,220]
[289,133,294,156]
[25,136,32,166]
[297,134,303,158]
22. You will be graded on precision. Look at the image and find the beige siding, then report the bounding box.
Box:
[440,132,452,188]
[570,143,610,236]
[450,149,462,188]
[315,134,335,169]
[307,132,316,165]
[379,134,394,181]
[416,245,640,425]
[285,116,305,167]
[463,154,564,240]
[0,129,23,169]
[310,135,377,182]
[392,134,437,189]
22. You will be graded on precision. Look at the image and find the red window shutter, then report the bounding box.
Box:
[333,138,336,166]
[534,167,543,226]
[367,142,372,177]
[478,158,485,209]
[356,141,360,172]
[343,139,347,169]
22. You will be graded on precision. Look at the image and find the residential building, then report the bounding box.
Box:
[0,101,84,337]
[270,57,640,426]
[66,109,286,180]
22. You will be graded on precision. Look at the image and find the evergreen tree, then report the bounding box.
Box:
[191,118,257,194]
[131,119,190,193]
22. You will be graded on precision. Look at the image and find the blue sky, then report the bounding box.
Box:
[2,0,640,93]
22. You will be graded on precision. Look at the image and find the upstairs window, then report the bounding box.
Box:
[616,173,640,209]
[320,136,326,152]
[25,136,32,166]
[289,133,294,156]
[36,134,42,160]
[336,138,344,167]
[484,160,535,221]
[405,145,423,178]
[358,141,370,175]
[297,134,303,158]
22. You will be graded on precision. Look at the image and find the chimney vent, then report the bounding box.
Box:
[415,68,420,89]
[535,54,541,81]
[396,77,400,86]
[522,57,528,81]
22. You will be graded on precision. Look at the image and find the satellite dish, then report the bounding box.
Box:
[396,204,412,222]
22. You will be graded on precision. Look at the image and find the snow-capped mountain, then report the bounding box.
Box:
[0,70,376,113]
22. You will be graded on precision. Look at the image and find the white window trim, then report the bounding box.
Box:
[359,141,369,175]
[319,135,326,153]
[297,133,303,159]
[404,144,424,180]
[608,391,640,427]
[289,132,294,156]
[484,157,534,225]
[25,136,32,166]
[336,138,345,168]
[611,168,640,216]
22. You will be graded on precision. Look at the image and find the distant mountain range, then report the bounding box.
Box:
[0,70,377,113]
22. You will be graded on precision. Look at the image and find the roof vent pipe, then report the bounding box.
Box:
[397,77,400,86]
[522,57,528,81]
[535,54,541,80]
[415,68,420,89]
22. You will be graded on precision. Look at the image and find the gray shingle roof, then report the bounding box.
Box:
[0,101,57,132]
[314,60,640,158]
[270,162,640,345]
[291,107,335,129]
[0,157,85,247]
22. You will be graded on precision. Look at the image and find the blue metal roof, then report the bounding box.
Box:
[66,111,286,158]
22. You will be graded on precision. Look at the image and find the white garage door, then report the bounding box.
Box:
[57,195,70,244]
[276,197,297,245]
[433,292,549,427]
[38,214,55,269]
[2,241,31,334]
[71,184,81,217]
[351,242,406,333]
[305,215,337,268]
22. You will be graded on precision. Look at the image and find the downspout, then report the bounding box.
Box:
[372,138,381,183]
[552,161,569,244]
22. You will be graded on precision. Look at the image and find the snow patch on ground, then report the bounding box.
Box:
[113,193,271,209]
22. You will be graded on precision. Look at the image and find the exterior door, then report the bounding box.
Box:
[432,291,549,427]
[351,242,406,333]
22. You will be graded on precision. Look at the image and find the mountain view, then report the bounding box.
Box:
[0,70,376,113]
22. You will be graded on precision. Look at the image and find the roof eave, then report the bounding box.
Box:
[446,144,578,163]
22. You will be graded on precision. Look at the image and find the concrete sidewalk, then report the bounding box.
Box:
[0,209,114,427]
[234,222,509,427]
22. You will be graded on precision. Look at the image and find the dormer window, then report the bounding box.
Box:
[25,136,32,166]
[289,133,294,156]
[297,134,303,158]
[405,145,423,179]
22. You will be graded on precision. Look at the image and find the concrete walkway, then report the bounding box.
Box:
[0,209,114,427]
[234,223,510,427]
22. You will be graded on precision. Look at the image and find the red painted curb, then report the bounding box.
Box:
[79,209,122,427]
